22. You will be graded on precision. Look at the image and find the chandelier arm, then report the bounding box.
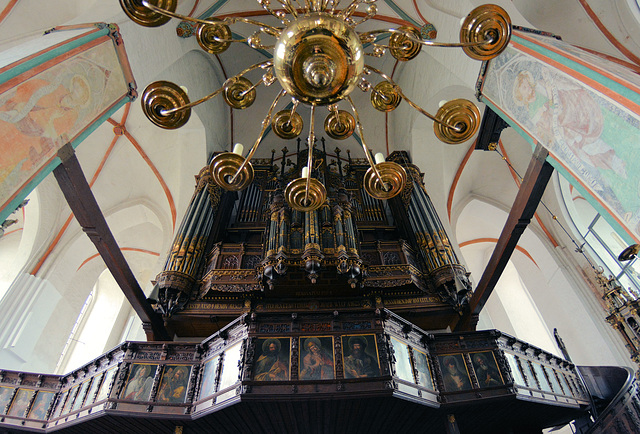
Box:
[369,87,391,104]
[140,1,281,36]
[305,104,317,205]
[226,17,282,37]
[397,90,462,132]
[230,89,287,183]
[259,0,291,23]
[364,65,462,131]
[140,1,227,26]
[345,96,388,191]
[289,99,300,122]
[281,0,299,17]
[212,36,249,43]
[353,5,377,26]
[233,60,274,82]
[359,28,493,48]
[159,87,224,116]
[338,1,360,19]
[161,60,273,116]
[330,105,342,127]
[240,78,264,97]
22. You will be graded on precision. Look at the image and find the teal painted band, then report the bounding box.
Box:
[198,0,230,19]
[512,35,640,109]
[0,28,110,86]
[547,157,635,245]
[482,99,636,244]
[382,0,421,27]
[71,96,129,149]
[0,95,129,223]
[0,157,61,223]
[482,98,536,148]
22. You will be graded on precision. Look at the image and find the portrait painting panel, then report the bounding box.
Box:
[545,366,562,394]
[28,391,55,420]
[157,365,191,403]
[505,353,526,387]
[558,372,573,396]
[96,367,117,402]
[52,390,67,418]
[413,349,433,389]
[520,359,537,389]
[390,337,413,383]
[121,364,156,402]
[0,386,14,415]
[470,351,504,387]
[219,343,242,390]
[532,362,552,393]
[84,372,104,406]
[72,379,92,412]
[61,385,78,415]
[299,336,334,380]
[341,335,380,379]
[199,355,219,399]
[437,354,472,392]
[8,388,35,417]
[253,338,290,381]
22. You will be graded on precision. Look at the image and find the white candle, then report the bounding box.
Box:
[374,153,385,165]
[232,143,244,156]
[301,166,309,178]
[180,85,188,94]
[439,100,447,108]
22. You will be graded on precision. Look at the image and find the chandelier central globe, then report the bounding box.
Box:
[273,13,364,106]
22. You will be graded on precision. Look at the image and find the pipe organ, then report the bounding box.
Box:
[152,142,473,336]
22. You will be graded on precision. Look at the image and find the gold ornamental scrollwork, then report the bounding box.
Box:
[195,164,212,192]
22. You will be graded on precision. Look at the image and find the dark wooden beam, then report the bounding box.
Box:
[53,144,169,341]
[467,144,554,319]
[475,106,510,151]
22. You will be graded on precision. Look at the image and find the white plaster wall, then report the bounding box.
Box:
[458,199,632,368]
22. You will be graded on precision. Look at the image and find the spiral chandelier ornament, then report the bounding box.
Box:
[121,0,512,211]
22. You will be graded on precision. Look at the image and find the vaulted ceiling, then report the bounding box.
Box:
[1,0,639,373]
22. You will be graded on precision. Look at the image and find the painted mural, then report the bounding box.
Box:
[481,37,640,242]
[0,35,128,215]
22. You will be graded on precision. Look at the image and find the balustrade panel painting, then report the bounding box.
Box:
[299,336,335,380]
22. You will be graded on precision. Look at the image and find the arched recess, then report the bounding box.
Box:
[0,188,37,301]
[455,197,631,367]
[0,198,167,373]
[59,268,126,373]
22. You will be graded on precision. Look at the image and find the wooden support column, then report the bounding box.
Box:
[458,145,554,331]
[53,144,169,341]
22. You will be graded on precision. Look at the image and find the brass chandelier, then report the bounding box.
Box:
[121,0,511,211]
